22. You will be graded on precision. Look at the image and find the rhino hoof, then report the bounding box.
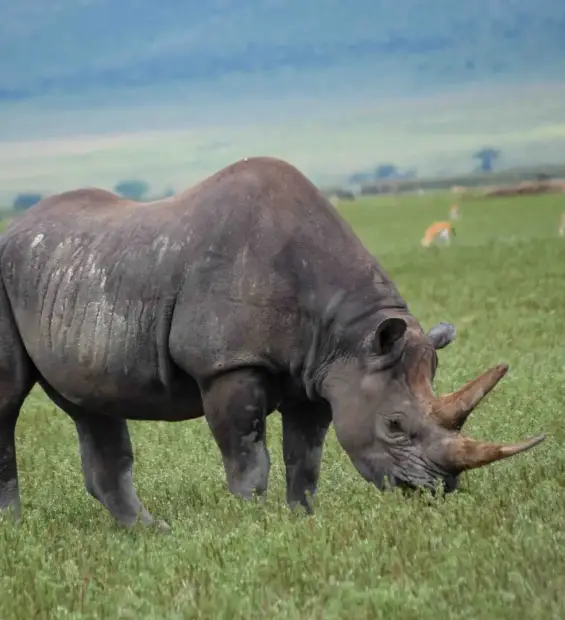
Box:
[153,519,172,532]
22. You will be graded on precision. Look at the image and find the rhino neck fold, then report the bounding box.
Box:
[295,288,409,401]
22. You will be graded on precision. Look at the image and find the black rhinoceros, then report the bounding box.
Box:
[0,156,544,527]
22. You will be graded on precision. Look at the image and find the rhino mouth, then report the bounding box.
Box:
[354,453,458,495]
[369,467,456,495]
[390,474,459,496]
[388,460,458,495]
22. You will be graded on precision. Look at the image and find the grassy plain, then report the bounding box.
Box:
[2,80,565,204]
[0,191,564,619]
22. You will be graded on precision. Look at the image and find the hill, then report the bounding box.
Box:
[1,0,564,101]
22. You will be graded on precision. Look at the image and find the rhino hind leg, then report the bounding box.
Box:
[0,385,33,520]
[279,399,332,514]
[0,287,36,520]
[202,368,274,499]
[71,410,168,530]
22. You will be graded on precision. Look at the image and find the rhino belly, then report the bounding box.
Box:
[35,370,205,421]
[16,299,205,421]
[30,351,205,421]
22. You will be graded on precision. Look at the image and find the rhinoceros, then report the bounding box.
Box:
[0,156,544,528]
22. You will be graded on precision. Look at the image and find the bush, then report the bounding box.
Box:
[12,193,43,211]
[114,179,150,201]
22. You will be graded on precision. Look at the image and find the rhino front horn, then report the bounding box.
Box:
[445,433,547,472]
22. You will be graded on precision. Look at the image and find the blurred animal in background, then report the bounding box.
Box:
[421,220,455,248]
[449,204,460,220]
[559,212,565,237]
[451,185,467,196]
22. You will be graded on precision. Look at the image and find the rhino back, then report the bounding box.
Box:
[0,156,406,405]
[162,157,406,380]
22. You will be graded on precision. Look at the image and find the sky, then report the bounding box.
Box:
[0,0,564,199]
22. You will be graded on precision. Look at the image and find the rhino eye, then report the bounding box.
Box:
[387,417,404,435]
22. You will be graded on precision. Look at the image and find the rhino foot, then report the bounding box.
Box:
[0,373,34,525]
[69,412,167,530]
[0,478,21,522]
[120,512,171,532]
[154,518,172,532]
[280,399,332,517]
[202,369,273,500]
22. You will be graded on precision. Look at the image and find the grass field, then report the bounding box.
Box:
[1,191,565,619]
[3,80,565,204]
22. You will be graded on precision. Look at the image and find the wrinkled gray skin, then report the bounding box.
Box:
[0,156,461,528]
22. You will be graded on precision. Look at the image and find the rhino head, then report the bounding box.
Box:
[322,314,545,494]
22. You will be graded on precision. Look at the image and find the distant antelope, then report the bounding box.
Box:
[449,204,460,220]
[559,212,565,237]
[421,221,455,247]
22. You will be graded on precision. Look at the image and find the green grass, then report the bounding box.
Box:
[1,192,565,619]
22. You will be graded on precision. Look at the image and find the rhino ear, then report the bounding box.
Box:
[364,316,408,372]
[427,322,456,350]
[374,316,408,356]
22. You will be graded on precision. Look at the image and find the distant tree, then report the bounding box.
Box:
[374,164,399,179]
[332,188,355,201]
[114,179,150,200]
[348,163,414,186]
[12,192,43,211]
[348,171,373,185]
[473,148,500,173]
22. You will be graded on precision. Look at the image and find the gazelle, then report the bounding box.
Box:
[449,203,460,220]
[559,212,565,237]
[421,220,455,247]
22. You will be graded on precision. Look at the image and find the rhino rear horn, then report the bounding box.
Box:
[432,364,509,431]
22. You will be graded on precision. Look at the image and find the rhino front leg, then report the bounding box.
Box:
[202,369,273,499]
[279,400,332,514]
[73,413,165,529]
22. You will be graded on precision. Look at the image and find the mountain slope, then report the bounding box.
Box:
[1,0,564,100]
